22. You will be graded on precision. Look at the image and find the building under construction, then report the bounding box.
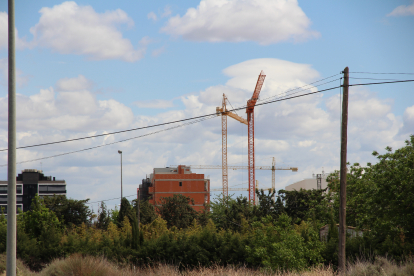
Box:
[139,165,210,212]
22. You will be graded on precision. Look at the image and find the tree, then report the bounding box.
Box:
[96,201,110,230]
[277,188,330,225]
[117,197,135,228]
[132,199,157,225]
[328,135,414,247]
[223,196,257,231]
[157,194,198,229]
[22,194,62,239]
[42,195,92,227]
[255,189,282,219]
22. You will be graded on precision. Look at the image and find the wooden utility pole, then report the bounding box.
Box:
[338,67,349,273]
[137,189,140,230]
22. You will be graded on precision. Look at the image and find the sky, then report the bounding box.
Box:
[0,0,413,210]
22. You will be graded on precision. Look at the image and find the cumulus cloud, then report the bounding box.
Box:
[387,1,414,17]
[0,58,410,206]
[400,105,414,135]
[56,75,94,91]
[0,75,134,131]
[29,1,146,62]
[161,0,319,44]
[0,12,30,50]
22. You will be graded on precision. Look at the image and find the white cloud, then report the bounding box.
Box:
[387,1,414,17]
[0,76,134,131]
[29,1,146,62]
[0,12,30,50]
[147,12,157,21]
[56,75,94,91]
[0,58,410,206]
[133,99,175,109]
[161,0,319,44]
[400,105,414,135]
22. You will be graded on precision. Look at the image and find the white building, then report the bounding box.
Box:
[285,173,328,191]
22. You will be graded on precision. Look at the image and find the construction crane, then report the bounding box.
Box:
[210,180,266,205]
[176,159,298,201]
[215,94,248,198]
[246,71,266,204]
[213,71,266,204]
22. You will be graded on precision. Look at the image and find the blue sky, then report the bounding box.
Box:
[0,0,413,209]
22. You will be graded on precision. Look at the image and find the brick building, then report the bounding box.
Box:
[139,165,210,212]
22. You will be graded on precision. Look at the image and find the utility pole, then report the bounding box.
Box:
[338,67,349,273]
[137,188,140,229]
[118,150,123,203]
[7,0,17,275]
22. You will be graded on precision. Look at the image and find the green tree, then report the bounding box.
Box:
[117,197,135,227]
[246,214,324,271]
[22,194,62,239]
[223,196,257,231]
[132,199,157,225]
[208,194,236,229]
[97,201,111,230]
[43,195,92,227]
[329,135,414,248]
[157,194,198,229]
[277,188,330,225]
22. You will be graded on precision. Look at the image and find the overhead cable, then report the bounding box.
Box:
[0,78,412,154]
[0,76,342,152]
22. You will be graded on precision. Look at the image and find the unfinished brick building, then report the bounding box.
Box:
[139,165,210,212]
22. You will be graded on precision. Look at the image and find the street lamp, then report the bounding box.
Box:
[118,150,122,203]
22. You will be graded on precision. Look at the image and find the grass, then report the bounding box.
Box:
[1,254,413,275]
[346,257,414,276]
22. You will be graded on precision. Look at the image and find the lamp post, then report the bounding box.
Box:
[118,150,122,203]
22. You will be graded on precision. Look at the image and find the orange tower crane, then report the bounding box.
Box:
[216,94,248,197]
[246,71,266,204]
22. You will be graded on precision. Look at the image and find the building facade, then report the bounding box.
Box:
[0,169,66,215]
[139,165,210,212]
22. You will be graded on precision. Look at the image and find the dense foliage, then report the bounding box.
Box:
[0,135,412,272]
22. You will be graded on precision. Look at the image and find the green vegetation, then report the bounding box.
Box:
[0,135,412,273]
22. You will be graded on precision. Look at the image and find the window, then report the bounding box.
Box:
[179,182,182,187]
[0,185,22,194]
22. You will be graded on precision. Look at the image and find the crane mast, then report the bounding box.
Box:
[221,95,228,198]
[247,71,266,204]
[216,94,248,198]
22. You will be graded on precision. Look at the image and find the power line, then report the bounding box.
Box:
[0,85,341,166]
[350,72,414,75]
[86,193,136,204]
[347,79,414,87]
[0,75,341,152]
[0,115,216,167]
[257,74,341,103]
[0,78,412,154]
[349,77,404,81]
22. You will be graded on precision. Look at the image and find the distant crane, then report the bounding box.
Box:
[179,159,298,201]
[210,180,264,205]
[214,71,266,204]
[215,94,248,198]
[246,71,266,204]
